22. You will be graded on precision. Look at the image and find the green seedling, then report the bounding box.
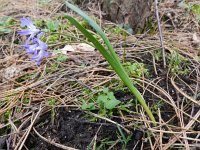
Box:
[56,54,68,62]
[151,100,164,114]
[192,5,200,21]
[117,125,132,149]
[47,98,56,125]
[81,101,95,110]
[105,26,126,35]
[97,88,121,110]
[178,1,200,22]
[0,16,15,26]
[23,98,30,105]
[118,100,134,113]
[168,51,189,75]
[4,110,11,122]
[65,2,156,124]
[46,34,59,44]
[81,88,121,116]
[34,19,45,28]
[0,16,15,34]
[81,88,122,117]
[153,48,162,61]
[16,74,35,82]
[46,20,59,32]
[16,107,22,113]
[95,138,116,150]
[123,62,149,77]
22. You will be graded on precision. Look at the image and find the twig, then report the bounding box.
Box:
[155,0,166,68]
[14,104,43,150]
[33,127,79,150]
[86,111,131,134]
[163,109,200,150]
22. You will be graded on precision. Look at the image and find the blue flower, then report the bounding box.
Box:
[18,18,40,40]
[30,38,49,65]
[24,43,38,54]
[18,18,49,65]
[31,49,49,65]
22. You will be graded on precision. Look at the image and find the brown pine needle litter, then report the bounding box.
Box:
[0,0,200,149]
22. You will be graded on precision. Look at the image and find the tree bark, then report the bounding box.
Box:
[101,0,153,33]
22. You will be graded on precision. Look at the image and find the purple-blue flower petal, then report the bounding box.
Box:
[18,18,49,65]
[36,38,48,50]
[18,30,33,35]
[20,18,36,29]
[18,18,40,40]
[24,43,38,54]
[31,49,49,65]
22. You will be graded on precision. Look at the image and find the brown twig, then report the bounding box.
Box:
[155,0,166,68]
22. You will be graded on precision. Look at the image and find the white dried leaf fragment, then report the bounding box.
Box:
[76,43,95,52]
[60,45,75,54]
[2,65,21,81]
[192,33,200,44]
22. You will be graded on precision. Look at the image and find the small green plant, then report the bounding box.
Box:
[153,48,162,61]
[56,54,68,62]
[117,126,132,149]
[0,16,16,34]
[46,20,59,32]
[168,51,189,75]
[105,26,126,35]
[95,138,116,150]
[123,62,149,77]
[65,2,156,124]
[178,1,200,22]
[151,100,164,114]
[46,34,59,44]
[81,101,96,110]
[16,73,35,82]
[81,88,121,116]
[23,98,30,105]
[4,110,11,122]
[34,19,45,28]
[47,98,56,125]
[97,88,121,110]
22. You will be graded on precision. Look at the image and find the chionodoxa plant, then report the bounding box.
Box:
[18,2,156,125]
[65,2,156,125]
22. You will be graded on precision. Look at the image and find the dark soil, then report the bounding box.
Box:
[25,108,144,150]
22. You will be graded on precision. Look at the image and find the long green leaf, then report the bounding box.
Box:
[65,2,120,64]
[65,3,156,125]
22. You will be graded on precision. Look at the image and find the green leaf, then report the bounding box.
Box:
[97,95,108,104]
[0,16,15,26]
[65,2,121,64]
[0,27,12,34]
[81,102,95,110]
[192,5,200,15]
[103,88,109,93]
[105,99,121,110]
[56,54,68,62]
[97,90,121,110]
[107,92,116,100]
[46,20,59,32]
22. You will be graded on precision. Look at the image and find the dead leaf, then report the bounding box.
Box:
[192,33,200,44]
[60,45,75,54]
[76,43,95,52]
